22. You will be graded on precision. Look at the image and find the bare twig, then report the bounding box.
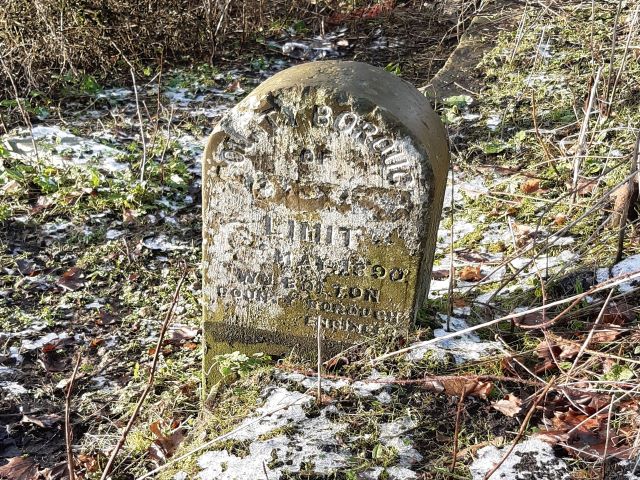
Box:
[130,68,148,182]
[603,0,624,114]
[566,290,614,379]
[65,353,82,480]
[450,390,466,472]
[615,132,640,263]
[606,6,639,117]
[99,266,188,480]
[448,165,455,331]
[571,65,603,205]
[109,42,148,182]
[316,317,322,403]
[366,270,640,365]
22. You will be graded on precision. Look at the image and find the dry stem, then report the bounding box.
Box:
[99,267,187,480]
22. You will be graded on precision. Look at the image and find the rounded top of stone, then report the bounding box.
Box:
[245,60,448,177]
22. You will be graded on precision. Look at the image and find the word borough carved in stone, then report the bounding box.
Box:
[203,61,449,385]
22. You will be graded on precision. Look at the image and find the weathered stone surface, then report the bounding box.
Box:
[202,61,448,385]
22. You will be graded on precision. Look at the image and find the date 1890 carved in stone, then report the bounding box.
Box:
[202,61,449,384]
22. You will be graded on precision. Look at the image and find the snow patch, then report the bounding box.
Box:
[3,126,128,173]
[406,315,499,364]
[470,438,570,480]
[197,387,349,480]
[612,254,640,292]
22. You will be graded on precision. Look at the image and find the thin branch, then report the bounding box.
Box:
[316,317,322,403]
[615,132,640,263]
[65,353,82,480]
[366,270,640,365]
[99,266,188,480]
[571,65,603,206]
[450,390,466,473]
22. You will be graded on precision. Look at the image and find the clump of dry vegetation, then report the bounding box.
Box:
[0,0,332,97]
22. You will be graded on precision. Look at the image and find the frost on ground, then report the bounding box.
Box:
[469,439,570,480]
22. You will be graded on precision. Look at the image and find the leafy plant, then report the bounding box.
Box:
[212,351,271,378]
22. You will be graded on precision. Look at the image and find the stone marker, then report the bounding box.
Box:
[202,61,449,385]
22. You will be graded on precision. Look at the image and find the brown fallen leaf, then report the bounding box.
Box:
[0,457,38,480]
[521,178,541,194]
[39,462,68,480]
[225,79,242,92]
[492,393,523,417]
[590,327,623,344]
[57,267,85,291]
[458,266,483,282]
[77,454,98,473]
[567,176,597,196]
[165,325,199,345]
[148,421,185,463]
[423,377,493,399]
[21,414,62,428]
[513,310,547,328]
[553,213,567,226]
[431,269,450,280]
[39,350,67,372]
[535,339,580,372]
[602,301,635,326]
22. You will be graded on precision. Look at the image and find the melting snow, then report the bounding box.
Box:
[3,126,128,173]
[0,382,28,395]
[21,332,71,351]
[612,254,640,293]
[197,387,349,480]
[406,315,499,364]
[469,438,570,480]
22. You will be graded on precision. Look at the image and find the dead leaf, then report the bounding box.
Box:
[423,377,493,399]
[165,325,199,345]
[77,454,98,473]
[590,328,622,344]
[21,414,62,428]
[521,178,540,194]
[148,421,185,463]
[535,339,580,372]
[513,311,547,328]
[567,176,597,196]
[39,462,68,480]
[458,266,483,282]
[30,196,55,215]
[40,350,66,372]
[602,302,635,326]
[323,355,349,370]
[553,213,567,226]
[57,267,85,291]
[0,457,38,480]
[225,79,241,92]
[95,312,117,326]
[431,269,450,280]
[15,259,37,276]
[492,394,523,417]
